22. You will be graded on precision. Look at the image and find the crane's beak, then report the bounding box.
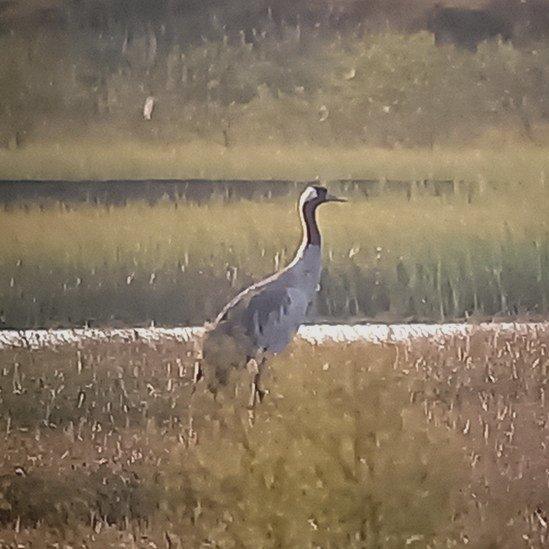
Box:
[325,192,347,203]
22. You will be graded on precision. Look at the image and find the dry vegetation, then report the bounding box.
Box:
[0,327,547,547]
[2,3,549,174]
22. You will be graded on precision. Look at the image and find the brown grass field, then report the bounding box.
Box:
[0,327,547,548]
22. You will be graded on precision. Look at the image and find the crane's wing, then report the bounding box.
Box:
[247,285,310,351]
[245,286,294,336]
[214,282,310,353]
[214,274,277,326]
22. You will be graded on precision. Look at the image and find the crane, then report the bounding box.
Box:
[198,185,346,407]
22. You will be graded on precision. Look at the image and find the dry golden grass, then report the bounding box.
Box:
[0,327,547,547]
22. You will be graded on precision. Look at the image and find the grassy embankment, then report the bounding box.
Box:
[0,142,548,182]
[0,328,547,547]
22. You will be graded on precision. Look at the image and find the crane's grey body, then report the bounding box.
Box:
[213,244,321,354]
[200,185,345,401]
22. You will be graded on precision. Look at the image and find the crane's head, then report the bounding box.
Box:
[299,185,347,209]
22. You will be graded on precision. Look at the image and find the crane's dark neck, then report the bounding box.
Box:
[301,200,321,247]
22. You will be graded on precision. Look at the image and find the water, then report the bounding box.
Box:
[0,178,459,206]
[1,322,545,350]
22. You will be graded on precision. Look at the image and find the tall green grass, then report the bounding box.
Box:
[1,181,547,327]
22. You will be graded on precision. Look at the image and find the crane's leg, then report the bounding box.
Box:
[256,357,268,402]
[188,337,205,445]
[247,357,267,408]
[191,359,203,394]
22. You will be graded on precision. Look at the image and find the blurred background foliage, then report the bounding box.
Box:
[1,0,549,150]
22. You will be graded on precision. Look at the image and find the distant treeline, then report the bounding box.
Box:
[1,0,549,148]
[2,1,549,43]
